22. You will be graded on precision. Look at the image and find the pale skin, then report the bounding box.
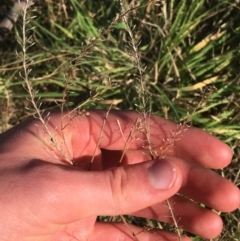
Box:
[0,110,239,241]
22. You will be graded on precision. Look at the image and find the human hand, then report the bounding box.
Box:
[0,110,239,241]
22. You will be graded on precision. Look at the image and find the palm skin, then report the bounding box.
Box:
[0,110,239,241]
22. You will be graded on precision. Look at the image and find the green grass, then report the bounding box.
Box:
[0,0,239,240]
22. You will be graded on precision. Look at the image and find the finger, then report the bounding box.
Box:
[85,153,239,228]
[1,110,231,170]
[179,160,240,212]
[87,222,192,241]
[163,156,240,212]
[72,111,232,169]
[133,195,223,239]
[52,221,192,241]
[132,156,239,238]
[171,126,233,169]
[13,159,182,226]
[71,125,238,215]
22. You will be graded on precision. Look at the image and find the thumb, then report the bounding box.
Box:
[45,159,182,223]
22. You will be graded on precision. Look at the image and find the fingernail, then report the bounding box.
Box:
[148,159,177,190]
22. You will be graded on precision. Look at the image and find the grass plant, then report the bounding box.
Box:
[0,0,239,240]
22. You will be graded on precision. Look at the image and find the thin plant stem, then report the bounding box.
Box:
[19,0,73,164]
[88,103,113,170]
[120,215,140,241]
[166,200,183,241]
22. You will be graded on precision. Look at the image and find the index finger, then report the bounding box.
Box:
[69,110,232,169]
[0,110,232,169]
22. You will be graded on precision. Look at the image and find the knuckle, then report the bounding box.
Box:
[108,166,129,212]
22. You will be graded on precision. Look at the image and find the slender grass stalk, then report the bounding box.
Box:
[19,0,73,164]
